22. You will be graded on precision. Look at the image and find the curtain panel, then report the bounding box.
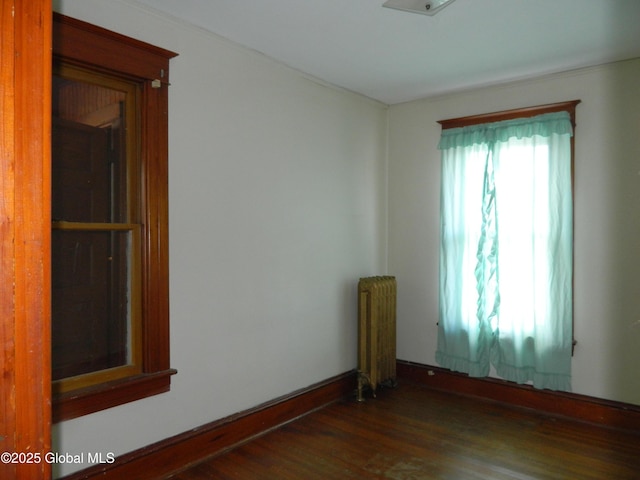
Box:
[435,111,573,391]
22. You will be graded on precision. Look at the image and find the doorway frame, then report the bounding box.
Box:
[0,1,52,478]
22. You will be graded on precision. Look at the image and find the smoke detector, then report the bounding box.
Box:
[382,0,456,16]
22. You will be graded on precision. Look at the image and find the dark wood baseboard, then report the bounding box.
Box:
[61,370,357,480]
[397,360,640,432]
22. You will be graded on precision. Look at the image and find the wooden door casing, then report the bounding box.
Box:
[0,1,52,479]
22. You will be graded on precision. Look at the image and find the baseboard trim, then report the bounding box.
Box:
[61,370,357,480]
[397,360,640,432]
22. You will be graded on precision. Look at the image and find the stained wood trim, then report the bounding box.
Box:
[397,360,640,432]
[52,13,177,421]
[60,371,356,480]
[53,369,177,423]
[438,100,581,129]
[52,12,177,83]
[0,1,52,479]
[140,79,172,374]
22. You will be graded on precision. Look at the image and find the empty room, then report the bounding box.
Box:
[2,0,640,479]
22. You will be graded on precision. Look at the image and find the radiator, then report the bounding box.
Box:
[357,276,397,402]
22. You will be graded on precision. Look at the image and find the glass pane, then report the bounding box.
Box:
[51,230,132,380]
[52,75,128,223]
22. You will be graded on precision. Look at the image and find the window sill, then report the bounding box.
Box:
[53,369,177,423]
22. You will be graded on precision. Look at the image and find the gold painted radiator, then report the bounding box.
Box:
[357,276,397,402]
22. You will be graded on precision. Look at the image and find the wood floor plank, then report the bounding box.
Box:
[166,381,640,479]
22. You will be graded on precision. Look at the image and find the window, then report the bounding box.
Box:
[435,101,579,392]
[52,13,177,422]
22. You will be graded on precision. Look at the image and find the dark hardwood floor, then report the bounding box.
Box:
[166,380,640,479]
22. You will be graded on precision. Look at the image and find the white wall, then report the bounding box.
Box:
[388,58,640,406]
[52,1,388,476]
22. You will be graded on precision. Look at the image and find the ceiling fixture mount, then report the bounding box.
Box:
[382,0,456,16]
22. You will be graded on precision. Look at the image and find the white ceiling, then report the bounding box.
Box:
[132,0,640,105]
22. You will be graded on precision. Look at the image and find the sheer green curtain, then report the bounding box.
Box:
[436,112,573,391]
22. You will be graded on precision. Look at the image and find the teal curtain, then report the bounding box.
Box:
[435,112,573,391]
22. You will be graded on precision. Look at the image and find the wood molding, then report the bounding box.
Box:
[397,360,640,432]
[1,1,52,479]
[53,370,177,423]
[52,12,176,83]
[51,13,178,421]
[61,371,357,480]
[438,100,581,129]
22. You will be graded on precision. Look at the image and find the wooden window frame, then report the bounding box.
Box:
[52,65,143,391]
[52,13,177,423]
